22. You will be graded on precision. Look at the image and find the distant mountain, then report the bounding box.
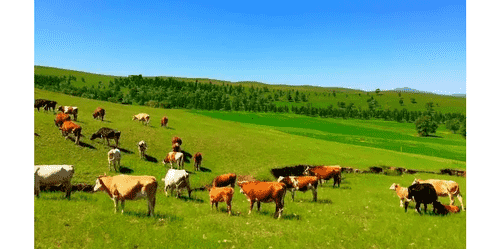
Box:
[393,87,465,98]
[451,94,466,98]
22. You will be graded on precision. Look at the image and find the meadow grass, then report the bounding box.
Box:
[34,89,466,248]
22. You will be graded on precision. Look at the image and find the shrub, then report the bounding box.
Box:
[415,115,438,137]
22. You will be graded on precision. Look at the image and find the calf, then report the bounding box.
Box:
[389,183,411,208]
[138,140,147,159]
[58,106,78,121]
[162,152,184,169]
[132,113,150,125]
[237,181,287,218]
[208,186,234,215]
[93,174,157,216]
[163,169,191,198]
[304,165,342,187]
[34,165,74,198]
[161,116,168,127]
[278,176,318,202]
[193,152,202,171]
[405,183,438,214]
[93,107,105,121]
[412,178,465,211]
[54,112,71,127]
[59,121,82,145]
[90,127,121,147]
[212,173,237,188]
[108,148,121,172]
[432,201,460,215]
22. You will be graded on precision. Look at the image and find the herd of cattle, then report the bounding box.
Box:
[35,98,465,219]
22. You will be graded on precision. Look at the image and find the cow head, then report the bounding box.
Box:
[237,181,247,194]
[162,156,170,164]
[92,112,98,119]
[303,166,312,176]
[93,177,106,192]
[132,115,137,121]
[58,106,63,112]
[389,183,398,190]
[90,133,101,140]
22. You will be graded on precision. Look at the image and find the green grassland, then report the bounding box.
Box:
[34,88,465,248]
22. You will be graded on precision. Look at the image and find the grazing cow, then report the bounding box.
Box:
[58,106,78,121]
[389,183,411,208]
[278,176,318,202]
[162,152,184,169]
[405,183,438,214]
[138,140,147,159]
[132,113,150,125]
[54,112,71,127]
[172,143,181,152]
[193,152,202,171]
[161,116,168,127]
[59,121,82,145]
[304,165,342,187]
[93,174,157,216]
[208,186,234,215]
[163,169,191,198]
[412,178,465,211]
[93,107,105,121]
[35,99,49,111]
[34,165,74,198]
[432,201,460,215]
[212,173,237,188]
[90,127,121,147]
[108,148,121,172]
[172,136,182,146]
[237,181,287,218]
[44,100,57,112]
[270,165,309,179]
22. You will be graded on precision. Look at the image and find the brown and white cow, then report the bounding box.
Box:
[389,183,410,208]
[58,106,78,121]
[161,116,168,127]
[163,169,191,198]
[193,152,202,171]
[59,120,82,145]
[212,173,237,188]
[278,176,318,202]
[132,113,150,125]
[93,174,158,216]
[412,178,465,211]
[162,152,184,169]
[171,136,182,146]
[93,107,105,121]
[34,165,74,199]
[237,181,287,218]
[108,148,121,172]
[54,112,71,127]
[304,165,342,187]
[208,186,234,215]
[138,140,147,159]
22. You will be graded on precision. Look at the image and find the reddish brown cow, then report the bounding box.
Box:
[193,152,203,171]
[93,107,105,121]
[304,165,342,188]
[237,181,287,218]
[212,173,237,188]
[161,116,168,127]
[59,121,82,145]
[58,106,78,121]
[54,112,71,127]
[278,176,319,201]
[172,136,182,146]
[208,187,234,215]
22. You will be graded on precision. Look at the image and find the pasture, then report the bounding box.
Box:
[34,88,466,248]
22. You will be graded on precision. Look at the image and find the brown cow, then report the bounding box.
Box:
[54,112,71,127]
[193,152,203,171]
[162,152,184,169]
[304,165,342,187]
[412,178,465,211]
[208,186,234,215]
[212,173,237,188]
[93,107,105,121]
[161,116,168,127]
[93,174,157,216]
[237,181,287,218]
[278,176,318,202]
[58,106,78,121]
[172,136,182,146]
[59,121,82,145]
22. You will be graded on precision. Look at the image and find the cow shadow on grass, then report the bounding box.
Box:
[310,199,333,204]
[198,167,212,173]
[178,195,205,203]
[119,166,134,174]
[182,150,193,163]
[162,126,175,130]
[255,211,301,220]
[110,146,134,154]
[144,154,159,163]
[66,137,96,149]
[123,211,183,222]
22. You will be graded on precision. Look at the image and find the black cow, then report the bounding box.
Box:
[405,183,438,214]
[270,165,313,179]
[44,100,57,112]
[90,127,121,147]
[35,99,48,111]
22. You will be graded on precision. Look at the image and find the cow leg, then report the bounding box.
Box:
[312,188,317,202]
[291,190,295,202]
[424,203,428,214]
[400,199,404,208]
[74,114,77,121]
[415,202,421,214]
[457,194,465,211]
[249,200,255,215]
[113,198,119,213]
[65,181,72,199]
[257,201,261,211]
[120,200,125,214]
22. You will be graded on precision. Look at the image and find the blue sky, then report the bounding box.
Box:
[35,0,466,94]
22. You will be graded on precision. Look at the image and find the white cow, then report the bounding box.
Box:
[108,148,121,172]
[132,113,150,125]
[34,165,74,198]
[138,140,147,159]
[163,169,191,198]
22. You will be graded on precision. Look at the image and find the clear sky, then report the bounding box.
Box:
[35,0,466,94]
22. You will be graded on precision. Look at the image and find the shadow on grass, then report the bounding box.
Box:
[67,137,96,149]
[111,146,134,154]
[199,167,212,172]
[426,134,443,138]
[182,150,193,163]
[162,126,175,130]
[124,211,183,222]
[313,199,333,204]
[119,166,134,174]
[178,195,205,203]
[339,186,352,190]
[144,154,159,163]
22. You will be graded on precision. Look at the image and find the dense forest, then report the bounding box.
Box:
[34,74,466,125]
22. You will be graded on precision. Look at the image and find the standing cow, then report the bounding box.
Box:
[212,173,237,188]
[59,121,82,145]
[132,113,150,125]
[161,116,168,127]
[108,148,121,172]
[34,165,74,199]
[58,106,78,121]
[412,178,465,211]
[278,176,318,202]
[54,112,71,127]
[304,165,342,187]
[163,169,191,198]
[93,107,105,121]
[405,183,438,214]
[208,186,234,215]
[163,152,184,169]
[90,127,121,147]
[237,181,287,218]
[193,152,203,171]
[138,140,147,159]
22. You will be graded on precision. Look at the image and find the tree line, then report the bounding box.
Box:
[34,74,466,137]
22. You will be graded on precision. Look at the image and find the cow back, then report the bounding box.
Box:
[415,179,460,196]
[239,181,286,203]
[108,175,157,200]
[213,173,237,188]
[34,165,74,185]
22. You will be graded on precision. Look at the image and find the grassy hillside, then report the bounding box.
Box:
[34,89,465,248]
[35,65,466,114]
